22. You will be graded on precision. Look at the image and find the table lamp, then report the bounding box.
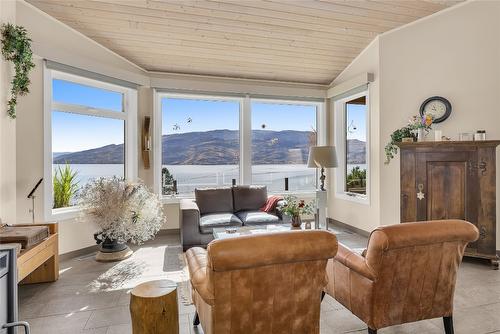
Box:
[307,146,338,191]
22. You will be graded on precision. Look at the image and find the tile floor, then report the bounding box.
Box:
[18,225,500,334]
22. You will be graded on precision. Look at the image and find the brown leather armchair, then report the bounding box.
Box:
[186,230,338,334]
[324,220,479,334]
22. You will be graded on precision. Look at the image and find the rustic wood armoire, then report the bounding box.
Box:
[398,141,500,269]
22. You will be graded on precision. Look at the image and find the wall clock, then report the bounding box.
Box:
[419,96,452,123]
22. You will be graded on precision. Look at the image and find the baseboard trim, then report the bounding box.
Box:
[158,228,180,236]
[327,218,371,238]
[59,229,180,261]
[60,245,98,261]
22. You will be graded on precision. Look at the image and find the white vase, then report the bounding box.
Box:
[417,128,425,142]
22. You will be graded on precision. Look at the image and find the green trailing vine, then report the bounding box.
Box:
[1,23,35,119]
[384,126,415,164]
[384,115,433,164]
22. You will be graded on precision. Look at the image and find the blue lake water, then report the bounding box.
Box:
[54,163,366,195]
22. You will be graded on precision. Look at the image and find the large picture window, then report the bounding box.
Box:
[157,94,322,197]
[160,96,240,196]
[251,101,317,193]
[45,69,137,219]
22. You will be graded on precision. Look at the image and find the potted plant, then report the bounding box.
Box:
[385,115,433,164]
[78,177,164,261]
[281,195,315,228]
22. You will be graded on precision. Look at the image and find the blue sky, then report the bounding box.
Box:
[52,111,124,152]
[161,98,317,135]
[52,80,365,153]
[52,79,124,152]
[53,79,123,111]
[346,104,367,142]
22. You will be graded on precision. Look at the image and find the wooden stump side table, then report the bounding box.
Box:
[130,280,179,334]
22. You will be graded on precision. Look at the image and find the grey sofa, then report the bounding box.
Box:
[180,185,285,251]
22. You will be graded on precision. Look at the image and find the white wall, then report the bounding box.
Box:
[0,0,17,225]
[15,1,148,86]
[328,0,500,248]
[150,71,326,99]
[15,57,44,223]
[378,0,500,243]
[327,38,381,233]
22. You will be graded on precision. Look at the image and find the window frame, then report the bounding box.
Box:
[43,66,138,221]
[154,92,244,200]
[249,98,324,195]
[154,92,325,200]
[333,89,370,204]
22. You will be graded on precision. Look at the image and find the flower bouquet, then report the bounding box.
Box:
[281,195,315,227]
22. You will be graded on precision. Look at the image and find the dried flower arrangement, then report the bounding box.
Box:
[78,177,164,245]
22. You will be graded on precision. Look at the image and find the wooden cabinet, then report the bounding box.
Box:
[398,141,500,269]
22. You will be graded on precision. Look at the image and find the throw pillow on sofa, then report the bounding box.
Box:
[195,187,233,214]
[232,185,267,212]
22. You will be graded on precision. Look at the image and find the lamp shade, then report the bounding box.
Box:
[307,146,338,168]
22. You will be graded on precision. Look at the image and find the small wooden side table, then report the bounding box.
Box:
[130,280,179,334]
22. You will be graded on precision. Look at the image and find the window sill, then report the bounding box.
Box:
[334,192,370,205]
[161,196,182,204]
[49,206,82,221]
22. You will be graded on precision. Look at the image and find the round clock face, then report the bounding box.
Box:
[419,96,452,123]
[424,100,447,119]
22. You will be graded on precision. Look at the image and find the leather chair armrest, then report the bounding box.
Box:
[335,243,376,281]
[185,247,215,305]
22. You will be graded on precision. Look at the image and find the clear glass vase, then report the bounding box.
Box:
[291,215,302,228]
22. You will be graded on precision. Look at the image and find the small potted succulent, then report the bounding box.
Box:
[78,177,164,261]
[281,195,315,228]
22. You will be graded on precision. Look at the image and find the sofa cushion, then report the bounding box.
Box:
[235,210,281,226]
[232,185,268,212]
[199,213,243,234]
[195,187,233,215]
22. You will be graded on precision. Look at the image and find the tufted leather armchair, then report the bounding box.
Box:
[186,230,338,334]
[324,220,479,334]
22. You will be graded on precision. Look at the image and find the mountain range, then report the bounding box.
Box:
[53,130,366,165]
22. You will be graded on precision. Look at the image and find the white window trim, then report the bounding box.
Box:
[43,65,138,221]
[154,92,243,198]
[333,89,370,205]
[154,92,324,199]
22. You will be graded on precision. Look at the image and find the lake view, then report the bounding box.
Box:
[53,163,367,195]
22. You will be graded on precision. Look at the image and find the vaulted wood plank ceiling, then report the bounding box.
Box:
[28,0,462,84]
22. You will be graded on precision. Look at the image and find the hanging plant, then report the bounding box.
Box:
[1,23,35,119]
